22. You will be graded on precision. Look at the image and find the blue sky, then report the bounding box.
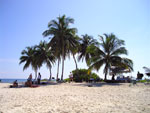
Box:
[0,0,150,79]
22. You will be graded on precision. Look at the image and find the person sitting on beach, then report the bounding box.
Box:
[13,80,18,87]
[25,73,32,87]
[37,72,41,84]
[10,80,18,88]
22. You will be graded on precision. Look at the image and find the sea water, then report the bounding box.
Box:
[0,79,26,83]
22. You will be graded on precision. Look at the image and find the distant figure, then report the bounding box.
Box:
[25,73,32,87]
[137,71,143,80]
[13,80,18,87]
[10,80,18,88]
[37,72,41,84]
[69,72,73,82]
[27,73,32,82]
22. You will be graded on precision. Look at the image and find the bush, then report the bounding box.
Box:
[71,69,101,82]
[41,79,48,82]
[137,80,147,83]
[64,78,70,82]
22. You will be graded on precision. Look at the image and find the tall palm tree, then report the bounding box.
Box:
[35,41,56,80]
[78,34,99,64]
[43,15,77,80]
[143,67,150,73]
[110,58,133,80]
[143,66,150,77]
[19,46,40,80]
[88,33,133,80]
[70,35,80,70]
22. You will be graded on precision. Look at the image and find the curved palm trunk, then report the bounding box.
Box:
[49,67,52,80]
[73,54,78,80]
[73,54,78,70]
[56,59,60,80]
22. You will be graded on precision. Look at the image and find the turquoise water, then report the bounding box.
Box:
[0,79,27,83]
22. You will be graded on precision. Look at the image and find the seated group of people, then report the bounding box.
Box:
[25,73,41,87]
[11,73,42,88]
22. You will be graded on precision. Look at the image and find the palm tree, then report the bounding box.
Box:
[78,34,99,64]
[88,33,133,80]
[35,41,56,80]
[70,35,80,70]
[110,58,133,80]
[19,46,40,80]
[43,15,77,80]
[143,66,150,77]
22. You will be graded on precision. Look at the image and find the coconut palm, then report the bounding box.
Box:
[88,33,133,80]
[143,67,150,73]
[35,41,56,80]
[110,58,133,80]
[70,35,80,70]
[78,34,99,64]
[143,66,150,77]
[19,46,40,80]
[43,15,77,80]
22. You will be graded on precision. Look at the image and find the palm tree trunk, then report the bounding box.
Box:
[56,59,60,80]
[34,69,38,82]
[61,55,65,81]
[73,54,78,80]
[73,54,78,70]
[112,74,115,80]
[104,65,108,81]
[49,67,52,80]
[104,73,107,81]
[61,43,65,81]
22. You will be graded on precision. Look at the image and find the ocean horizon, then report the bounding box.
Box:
[0,78,27,83]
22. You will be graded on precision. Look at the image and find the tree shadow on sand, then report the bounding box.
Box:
[70,82,123,87]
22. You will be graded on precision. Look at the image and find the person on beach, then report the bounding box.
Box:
[10,80,18,88]
[25,73,32,87]
[37,72,41,84]
[69,72,73,82]
[13,80,18,87]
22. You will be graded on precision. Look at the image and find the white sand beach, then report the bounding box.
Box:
[0,83,150,113]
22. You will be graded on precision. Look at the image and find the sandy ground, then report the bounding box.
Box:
[0,82,150,113]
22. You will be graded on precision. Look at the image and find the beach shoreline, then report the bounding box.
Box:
[0,82,150,113]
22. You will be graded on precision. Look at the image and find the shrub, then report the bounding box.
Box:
[71,69,101,82]
[41,79,48,82]
[137,80,147,83]
[64,78,70,82]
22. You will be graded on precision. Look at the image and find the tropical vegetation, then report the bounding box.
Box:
[42,15,78,80]
[71,68,101,82]
[143,66,150,77]
[19,15,133,82]
[87,33,133,80]
[35,41,56,80]
[19,46,40,80]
